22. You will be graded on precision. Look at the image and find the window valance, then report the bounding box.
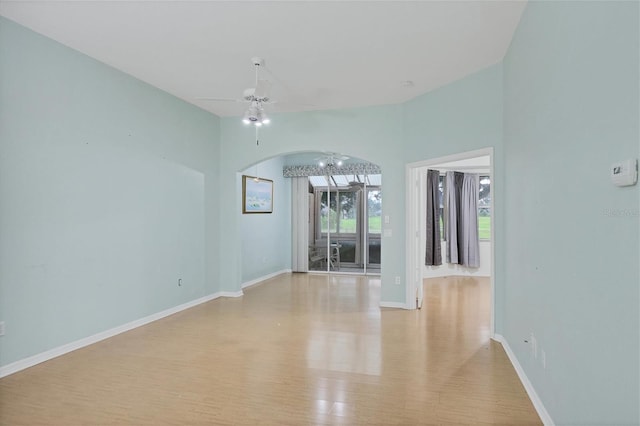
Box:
[283,163,381,177]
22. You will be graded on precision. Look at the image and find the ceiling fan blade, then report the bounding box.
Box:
[254,80,272,99]
[261,64,326,108]
[313,151,351,164]
[196,97,244,103]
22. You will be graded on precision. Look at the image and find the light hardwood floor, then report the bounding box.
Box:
[0,274,541,425]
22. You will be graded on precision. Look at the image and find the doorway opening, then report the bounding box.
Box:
[406,148,495,337]
[286,152,382,276]
[308,173,382,274]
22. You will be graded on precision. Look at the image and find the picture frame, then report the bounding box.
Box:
[242,175,273,214]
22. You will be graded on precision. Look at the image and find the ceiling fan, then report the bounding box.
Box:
[348,174,366,188]
[315,152,350,168]
[197,57,273,126]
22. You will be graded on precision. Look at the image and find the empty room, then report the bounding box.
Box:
[0,1,638,425]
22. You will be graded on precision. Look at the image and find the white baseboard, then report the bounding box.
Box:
[493,334,554,426]
[241,269,291,290]
[423,269,491,279]
[217,291,243,298]
[379,301,408,309]
[0,291,235,379]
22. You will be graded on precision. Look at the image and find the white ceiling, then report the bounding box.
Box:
[0,1,526,117]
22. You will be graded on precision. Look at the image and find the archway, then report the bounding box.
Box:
[237,150,383,288]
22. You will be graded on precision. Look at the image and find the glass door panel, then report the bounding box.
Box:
[320,191,337,235]
[339,191,357,234]
[309,174,381,274]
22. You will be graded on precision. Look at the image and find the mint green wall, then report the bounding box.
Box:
[503,2,639,424]
[3,8,638,423]
[240,156,291,283]
[0,18,221,367]
[403,63,503,162]
[402,63,504,330]
[220,65,503,305]
[219,106,405,303]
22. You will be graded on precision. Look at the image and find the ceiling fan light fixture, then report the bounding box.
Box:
[242,110,253,125]
[242,101,272,126]
[316,152,349,169]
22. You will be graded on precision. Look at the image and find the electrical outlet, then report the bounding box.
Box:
[541,349,546,369]
[0,321,5,336]
[394,276,401,285]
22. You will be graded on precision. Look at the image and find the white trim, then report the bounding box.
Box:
[405,147,495,338]
[242,269,292,289]
[217,291,243,298]
[379,301,408,309]
[406,148,493,169]
[0,291,235,378]
[493,334,554,426]
[489,149,495,336]
[405,165,423,311]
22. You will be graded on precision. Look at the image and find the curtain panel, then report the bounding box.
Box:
[444,171,459,264]
[425,169,442,266]
[459,173,480,268]
[291,177,310,272]
[439,171,480,268]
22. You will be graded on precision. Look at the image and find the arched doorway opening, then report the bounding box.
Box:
[238,151,382,285]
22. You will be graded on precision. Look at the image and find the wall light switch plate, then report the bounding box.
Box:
[383,229,392,237]
[611,158,638,186]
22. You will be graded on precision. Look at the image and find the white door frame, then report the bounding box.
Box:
[405,147,495,337]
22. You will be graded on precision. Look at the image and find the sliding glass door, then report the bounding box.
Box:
[309,174,381,274]
[367,189,382,271]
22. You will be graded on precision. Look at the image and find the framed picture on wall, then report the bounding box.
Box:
[242,175,273,214]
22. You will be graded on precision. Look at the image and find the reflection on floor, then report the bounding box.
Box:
[0,274,541,425]
[309,264,381,274]
[338,265,381,274]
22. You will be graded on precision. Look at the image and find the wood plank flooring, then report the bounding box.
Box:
[0,274,541,425]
